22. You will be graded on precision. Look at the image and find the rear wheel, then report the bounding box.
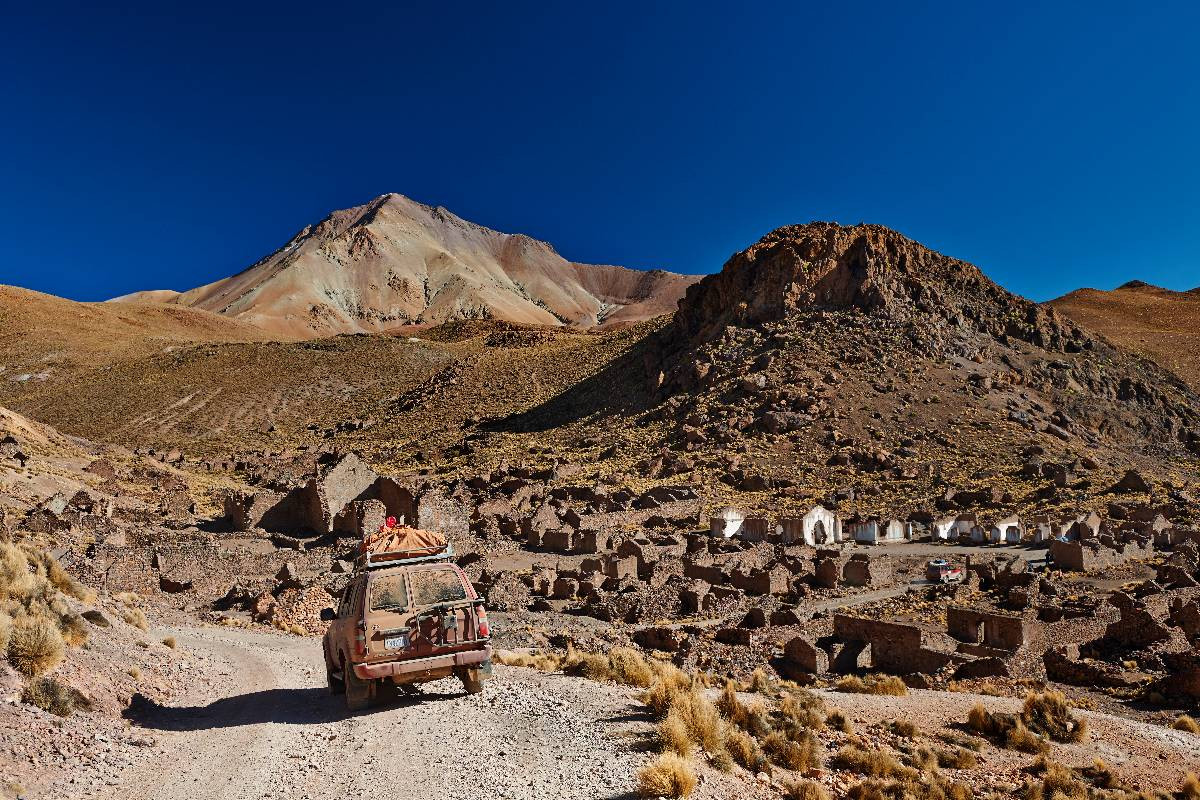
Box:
[344,663,376,711]
[458,667,485,695]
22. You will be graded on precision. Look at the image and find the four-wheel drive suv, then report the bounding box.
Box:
[321,560,492,710]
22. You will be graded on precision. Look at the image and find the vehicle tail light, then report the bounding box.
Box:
[354,620,367,657]
[476,607,490,639]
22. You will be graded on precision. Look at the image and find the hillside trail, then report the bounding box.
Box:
[73,626,650,800]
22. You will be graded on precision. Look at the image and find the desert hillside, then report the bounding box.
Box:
[119,193,701,338]
[1050,280,1200,391]
[0,285,273,385]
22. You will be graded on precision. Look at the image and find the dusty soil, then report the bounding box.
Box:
[27,626,755,800]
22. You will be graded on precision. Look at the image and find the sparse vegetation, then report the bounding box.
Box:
[7,616,65,677]
[657,711,694,757]
[762,729,823,772]
[1021,691,1088,743]
[890,719,918,738]
[636,752,696,798]
[1171,714,1199,734]
[966,702,1049,754]
[162,635,177,649]
[783,779,831,800]
[1182,773,1200,800]
[835,674,908,696]
[825,709,853,734]
[725,727,769,773]
[1025,759,1087,800]
[21,675,88,717]
[832,744,917,780]
[121,607,149,631]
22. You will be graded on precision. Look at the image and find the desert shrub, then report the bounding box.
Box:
[937,731,983,752]
[495,649,565,672]
[669,686,724,752]
[1172,714,1199,734]
[642,674,691,717]
[763,729,823,772]
[890,719,918,738]
[826,709,853,734]
[726,727,769,773]
[966,703,1048,754]
[936,748,977,769]
[847,781,888,800]
[1082,758,1119,790]
[121,607,149,631]
[836,674,908,696]
[831,745,917,780]
[114,591,141,607]
[563,645,658,688]
[783,779,831,800]
[162,635,177,649]
[657,711,694,757]
[127,665,141,679]
[1005,720,1050,754]
[58,611,88,647]
[909,745,939,772]
[1182,773,1200,800]
[7,615,65,676]
[709,748,733,773]
[37,551,93,603]
[1025,760,1087,800]
[1021,691,1087,743]
[718,681,773,736]
[747,667,774,694]
[636,752,696,798]
[0,612,11,653]
[21,676,88,717]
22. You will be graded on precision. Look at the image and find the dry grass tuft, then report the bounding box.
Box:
[966,703,1048,754]
[162,635,177,649]
[1025,760,1087,800]
[746,667,774,694]
[832,744,917,780]
[835,674,908,696]
[890,719,919,738]
[783,779,831,800]
[1021,691,1087,743]
[1171,714,1200,734]
[7,616,65,677]
[763,729,823,772]
[1182,773,1200,800]
[825,709,853,734]
[725,727,769,773]
[936,748,977,769]
[121,607,149,631]
[21,676,89,716]
[657,711,695,757]
[127,665,141,680]
[636,752,696,798]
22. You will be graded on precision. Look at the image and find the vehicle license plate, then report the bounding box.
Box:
[385,635,409,650]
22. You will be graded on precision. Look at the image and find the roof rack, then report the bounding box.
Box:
[357,542,456,570]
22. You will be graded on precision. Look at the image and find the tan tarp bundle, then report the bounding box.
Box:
[360,524,447,559]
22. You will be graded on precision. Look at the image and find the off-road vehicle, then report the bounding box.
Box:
[321,533,492,710]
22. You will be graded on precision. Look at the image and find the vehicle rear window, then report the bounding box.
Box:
[370,573,409,611]
[409,568,467,605]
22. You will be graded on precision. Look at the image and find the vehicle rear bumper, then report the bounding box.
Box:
[353,645,492,680]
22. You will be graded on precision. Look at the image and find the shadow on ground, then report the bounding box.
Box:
[123,686,464,731]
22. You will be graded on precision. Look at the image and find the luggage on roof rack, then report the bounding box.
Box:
[357,517,452,569]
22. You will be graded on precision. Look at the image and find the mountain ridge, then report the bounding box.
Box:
[113,193,702,338]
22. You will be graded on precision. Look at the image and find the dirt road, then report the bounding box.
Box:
[47,626,652,800]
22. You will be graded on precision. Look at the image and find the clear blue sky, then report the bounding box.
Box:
[2,1,1197,302]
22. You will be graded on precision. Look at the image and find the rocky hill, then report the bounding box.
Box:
[122,194,700,338]
[596,222,1200,519]
[1050,280,1200,391]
